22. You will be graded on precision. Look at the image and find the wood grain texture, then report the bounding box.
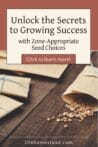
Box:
[0,71,57,144]
[0,65,98,147]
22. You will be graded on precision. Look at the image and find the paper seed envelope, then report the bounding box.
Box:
[62,66,98,111]
[0,50,6,58]
[0,75,31,98]
[0,51,68,79]
[0,95,23,119]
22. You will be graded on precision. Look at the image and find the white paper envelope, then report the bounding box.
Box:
[0,75,31,98]
[0,95,23,119]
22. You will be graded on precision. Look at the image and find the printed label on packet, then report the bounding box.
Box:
[7,9,90,64]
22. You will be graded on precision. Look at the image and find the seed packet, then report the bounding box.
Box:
[0,50,68,79]
[0,75,31,98]
[0,95,23,119]
[62,66,98,111]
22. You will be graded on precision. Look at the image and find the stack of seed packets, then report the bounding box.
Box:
[0,75,31,119]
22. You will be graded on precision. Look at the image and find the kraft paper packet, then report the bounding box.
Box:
[0,51,68,79]
[0,50,6,58]
[0,75,31,99]
[0,95,23,119]
[62,66,98,111]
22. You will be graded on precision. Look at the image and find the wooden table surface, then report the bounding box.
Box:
[0,65,98,147]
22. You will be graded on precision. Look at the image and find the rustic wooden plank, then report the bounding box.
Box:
[0,71,58,144]
[1,65,96,147]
